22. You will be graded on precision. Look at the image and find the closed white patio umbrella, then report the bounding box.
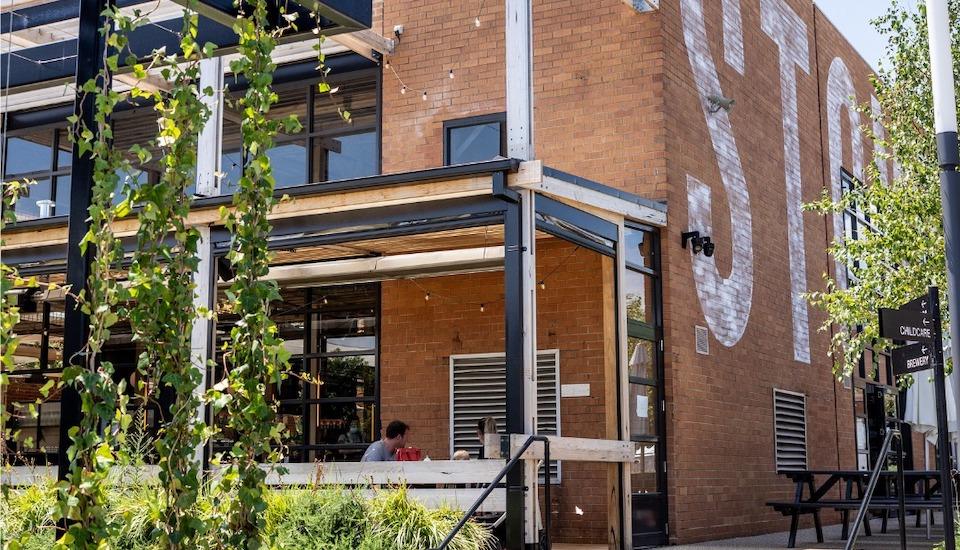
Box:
[903,368,960,445]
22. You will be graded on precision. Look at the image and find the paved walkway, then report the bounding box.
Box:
[667,516,943,550]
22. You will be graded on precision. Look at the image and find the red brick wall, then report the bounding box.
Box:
[379,239,613,544]
[659,0,884,542]
[375,0,887,543]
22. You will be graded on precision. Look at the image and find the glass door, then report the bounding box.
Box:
[623,225,667,548]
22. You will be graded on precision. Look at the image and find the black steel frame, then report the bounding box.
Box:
[622,222,667,549]
[0,0,371,92]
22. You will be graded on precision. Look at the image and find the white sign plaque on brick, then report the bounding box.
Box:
[560,383,590,398]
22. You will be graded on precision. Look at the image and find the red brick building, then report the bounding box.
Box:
[1,0,913,547]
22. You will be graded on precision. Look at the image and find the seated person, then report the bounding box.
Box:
[360,420,409,462]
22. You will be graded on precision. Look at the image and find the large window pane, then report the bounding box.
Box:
[317,355,375,399]
[4,134,53,176]
[628,337,655,380]
[56,130,72,168]
[54,175,71,216]
[631,443,658,493]
[268,142,308,187]
[311,402,375,461]
[624,226,654,268]
[448,122,501,165]
[629,384,657,437]
[14,179,53,220]
[624,270,654,324]
[327,132,378,180]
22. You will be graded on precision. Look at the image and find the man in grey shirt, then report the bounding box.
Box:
[361,420,410,462]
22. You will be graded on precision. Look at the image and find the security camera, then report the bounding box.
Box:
[707,94,735,114]
[681,231,715,257]
[701,237,715,257]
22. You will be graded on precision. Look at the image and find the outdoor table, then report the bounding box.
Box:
[769,469,944,548]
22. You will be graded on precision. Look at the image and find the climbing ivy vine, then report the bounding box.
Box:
[53,7,134,546]
[207,0,298,546]
[125,5,213,546]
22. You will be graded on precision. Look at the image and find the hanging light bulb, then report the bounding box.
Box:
[323,296,329,305]
[385,59,391,69]
[425,292,431,301]
[539,280,546,290]
[400,85,407,94]
[449,69,455,79]
[474,16,480,27]
[480,303,485,313]
[422,90,427,101]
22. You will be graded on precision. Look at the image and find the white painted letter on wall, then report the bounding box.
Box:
[761,0,811,363]
[826,57,864,289]
[681,0,754,347]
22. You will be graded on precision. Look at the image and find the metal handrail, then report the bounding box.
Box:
[844,427,898,550]
[434,434,552,550]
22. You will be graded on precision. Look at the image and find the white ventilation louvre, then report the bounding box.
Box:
[450,350,560,482]
[695,325,709,355]
[773,389,807,472]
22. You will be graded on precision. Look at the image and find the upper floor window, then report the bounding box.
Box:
[841,169,875,284]
[443,113,505,165]
[2,128,71,220]
[220,75,379,192]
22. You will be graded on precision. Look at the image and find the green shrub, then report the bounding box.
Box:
[0,480,57,549]
[0,481,495,550]
[366,487,496,550]
[264,487,368,549]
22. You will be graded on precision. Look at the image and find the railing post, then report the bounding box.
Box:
[845,427,897,550]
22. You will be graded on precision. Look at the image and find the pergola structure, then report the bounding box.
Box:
[1,1,668,547]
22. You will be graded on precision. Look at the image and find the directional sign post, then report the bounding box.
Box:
[879,307,934,342]
[891,343,933,377]
[880,287,954,548]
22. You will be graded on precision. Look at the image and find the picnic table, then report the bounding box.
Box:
[766,469,946,548]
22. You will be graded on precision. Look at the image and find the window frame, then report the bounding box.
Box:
[442,112,506,166]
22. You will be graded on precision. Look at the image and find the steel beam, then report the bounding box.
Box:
[56,0,108,481]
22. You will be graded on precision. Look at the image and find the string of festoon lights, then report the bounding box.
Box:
[381,0,486,101]
[411,245,583,313]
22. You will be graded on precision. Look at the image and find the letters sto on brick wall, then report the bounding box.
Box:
[681,0,879,362]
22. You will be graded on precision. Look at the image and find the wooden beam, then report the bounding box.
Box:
[602,253,624,548]
[2,176,493,249]
[0,0,58,14]
[329,29,395,61]
[514,175,667,227]
[504,434,635,463]
[267,459,506,486]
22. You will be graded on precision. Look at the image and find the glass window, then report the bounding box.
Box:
[4,134,53,176]
[629,384,657,437]
[268,142,308,188]
[213,283,379,463]
[631,443,658,493]
[624,270,655,325]
[444,115,504,166]
[628,337,655,380]
[327,132,378,180]
[14,179,53,220]
[624,226,654,268]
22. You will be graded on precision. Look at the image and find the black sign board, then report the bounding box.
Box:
[879,308,934,342]
[892,342,933,376]
[902,295,930,314]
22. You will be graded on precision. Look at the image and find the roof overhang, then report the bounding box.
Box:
[0,0,388,93]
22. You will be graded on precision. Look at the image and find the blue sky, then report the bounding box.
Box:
[814,0,921,69]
